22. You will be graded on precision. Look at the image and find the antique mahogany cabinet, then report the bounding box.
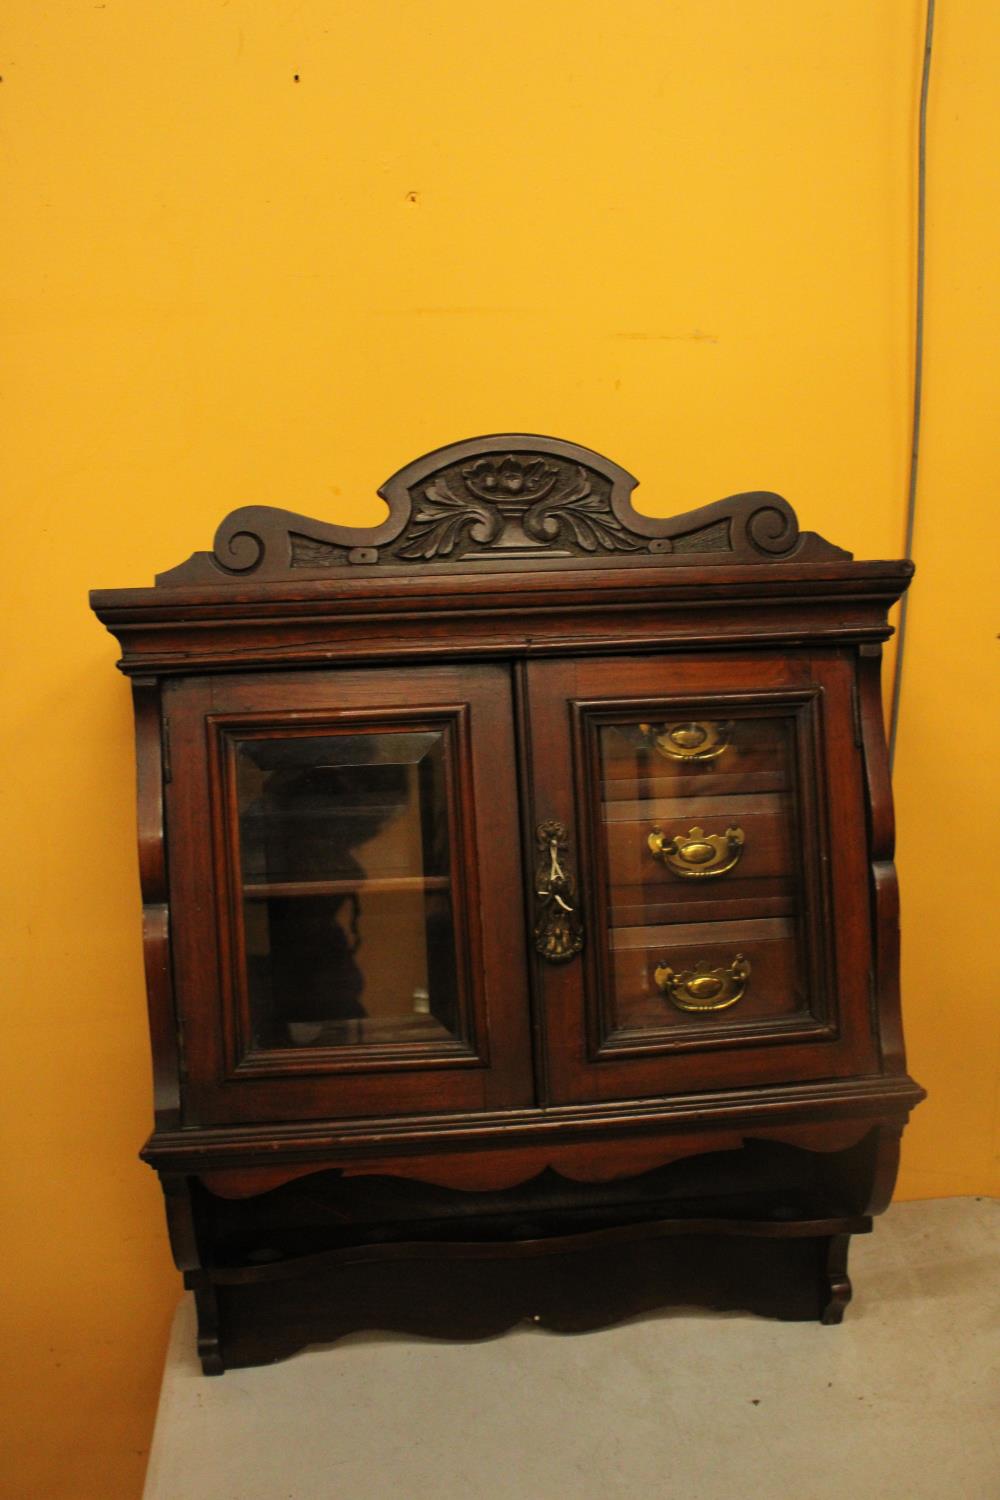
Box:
[91,434,923,1372]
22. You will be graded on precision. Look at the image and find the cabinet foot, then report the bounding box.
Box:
[191,1279,225,1375]
[819,1233,853,1325]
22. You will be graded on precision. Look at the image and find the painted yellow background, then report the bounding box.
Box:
[2,2,997,1495]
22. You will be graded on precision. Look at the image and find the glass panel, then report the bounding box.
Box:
[597,714,808,1033]
[235,730,462,1050]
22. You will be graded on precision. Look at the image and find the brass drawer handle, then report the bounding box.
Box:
[534,820,584,963]
[637,719,734,762]
[653,954,751,1012]
[648,824,745,879]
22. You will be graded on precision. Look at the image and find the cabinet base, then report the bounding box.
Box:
[187,1219,864,1375]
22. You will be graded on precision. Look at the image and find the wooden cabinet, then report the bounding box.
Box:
[91,434,924,1372]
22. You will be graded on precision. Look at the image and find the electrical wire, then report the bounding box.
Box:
[888,0,936,771]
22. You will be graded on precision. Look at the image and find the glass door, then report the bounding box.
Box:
[235,727,462,1054]
[164,664,533,1125]
[525,651,877,1104]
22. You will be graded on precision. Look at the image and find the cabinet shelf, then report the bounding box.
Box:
[243,875,451,899]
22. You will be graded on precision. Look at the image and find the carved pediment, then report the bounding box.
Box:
[156,434,849,585]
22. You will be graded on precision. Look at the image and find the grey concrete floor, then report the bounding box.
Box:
[144,1198,999,1500]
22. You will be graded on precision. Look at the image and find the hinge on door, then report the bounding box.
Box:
[851,679,863,747]
[161,715,173,783]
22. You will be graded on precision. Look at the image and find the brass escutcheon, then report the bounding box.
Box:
[637,719,734,762]
[653,954,751,1012]
[533,820,584,963]
[647,824,745,879]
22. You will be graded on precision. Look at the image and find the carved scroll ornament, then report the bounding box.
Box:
[156,433,849,585]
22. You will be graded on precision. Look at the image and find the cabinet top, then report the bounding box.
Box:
[90,434,913,672]
[123,433,865,589]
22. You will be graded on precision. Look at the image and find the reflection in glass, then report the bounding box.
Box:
[235,731,461,1051]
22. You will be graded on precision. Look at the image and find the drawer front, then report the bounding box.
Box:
[609,918,804,1038]
[601,717,792,796]
[605,792,795,901]
[525,652,878,1101]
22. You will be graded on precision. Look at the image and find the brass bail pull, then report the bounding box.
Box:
[653,953,751,1012]
[648,824,745,880]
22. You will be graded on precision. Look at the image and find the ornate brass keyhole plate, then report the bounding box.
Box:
[533,820,584,963]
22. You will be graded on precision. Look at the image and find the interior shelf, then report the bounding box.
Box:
[243,874,452,899]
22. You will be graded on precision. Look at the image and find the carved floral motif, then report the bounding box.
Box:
[394,478,500,560]
[393,454,640,561]
[522,464,641,554]
[463,455,560,503]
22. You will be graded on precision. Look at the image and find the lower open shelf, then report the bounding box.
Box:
[188,1220,863,1372]
[184,1141,871,1371]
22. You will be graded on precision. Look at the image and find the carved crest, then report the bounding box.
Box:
[392,451,642,561]
[156,434,849,585]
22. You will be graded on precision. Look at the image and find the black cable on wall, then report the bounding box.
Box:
[888,0,936,771]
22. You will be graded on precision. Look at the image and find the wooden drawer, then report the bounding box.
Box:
[609,879,795,929]
[603,792,795,908]
[600,718,792,801]
[608,917,806,1036]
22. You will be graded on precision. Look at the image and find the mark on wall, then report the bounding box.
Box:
[614,330,719,343]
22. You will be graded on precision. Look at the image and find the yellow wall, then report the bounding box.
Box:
[2,3,997,1495]
[891,6,1000,1199]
